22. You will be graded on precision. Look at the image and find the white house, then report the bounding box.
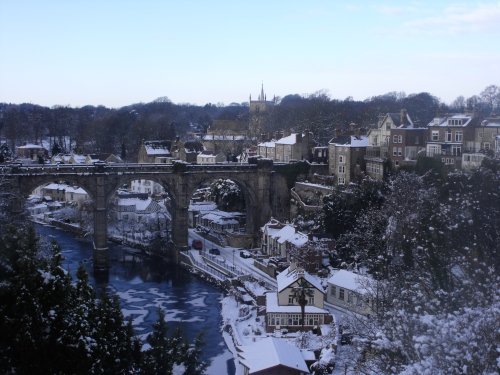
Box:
[266,265,332,333]
[237,337,310,375]
[261,219,308,257]
[326,270,374,315]
[188,201,217,227]
[196,150,226,164]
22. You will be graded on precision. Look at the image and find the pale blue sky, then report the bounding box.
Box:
[1,0,499,108]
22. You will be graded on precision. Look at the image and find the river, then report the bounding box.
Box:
[35,224,235,375]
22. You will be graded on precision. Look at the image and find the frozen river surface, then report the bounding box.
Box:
[35,224,235,375]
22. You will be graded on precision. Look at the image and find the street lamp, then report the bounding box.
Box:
[232,249,235,270]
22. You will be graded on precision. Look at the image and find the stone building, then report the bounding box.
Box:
[328,135,368,185]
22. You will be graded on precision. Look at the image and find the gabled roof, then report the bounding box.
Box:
[143,140,171,156]
[427,114,476,128]
[327,270,373,295]
[277,266,324,293]
[238,337,310,374]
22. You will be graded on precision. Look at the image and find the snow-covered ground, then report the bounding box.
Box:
[185,228,356,374]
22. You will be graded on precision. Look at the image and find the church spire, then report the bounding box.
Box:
[259,82,265,101]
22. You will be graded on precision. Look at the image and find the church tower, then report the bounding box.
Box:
[249,83,275,141]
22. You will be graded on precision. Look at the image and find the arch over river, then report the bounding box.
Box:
[3,160,299,275]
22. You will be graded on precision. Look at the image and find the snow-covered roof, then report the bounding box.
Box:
[42,183,87,195]
[189,202,217,212]
[72,154,86,163]
[238,336,310,374]
[64,186,87,195]
[277,266,324,293]
[329,135,368,147]
[427,114,473,127]
[201,213,239,225]
[327,270,373,294]
[16,143,46,149]
[287,231,309,247]
[203,134,247,141]
[257,140,276,147]
[274,225,295,244]
[144,141,171,156]
[116,197,161,213]
[276,133,298,145]
[266,292,328,314]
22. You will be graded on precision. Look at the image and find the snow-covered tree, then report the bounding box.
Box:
[207,178,244,211]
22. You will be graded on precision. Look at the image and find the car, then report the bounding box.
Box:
[239,250,252,258]
[209,248,220,255]
[192,240,203,250]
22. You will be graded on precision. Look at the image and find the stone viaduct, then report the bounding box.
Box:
[3,159,306,274]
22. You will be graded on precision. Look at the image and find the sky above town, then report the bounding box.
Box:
[1,0,499,108]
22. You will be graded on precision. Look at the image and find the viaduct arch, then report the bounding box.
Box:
[4,160,296,275]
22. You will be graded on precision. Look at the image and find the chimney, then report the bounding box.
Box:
[400,109,408,125]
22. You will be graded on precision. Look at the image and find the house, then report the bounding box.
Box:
[265,265,331,333]
[237,337,310,375]
[188,201,217,227]
[326,269,374,315]
[113,195,163,223]
[171,139,204,163]
[388,127,427,169]
[50,153,72,164]
[41,183,89,207]
[196,150,226,164]
[426,114,478,168]
[462,117,500,168]
[137,140,172,163]
[202,119,251,157]
[198,210,244,233]
[69,153,87,164]
[258,132,314,162]
[365,110,414,179]
[85,153,123,164]
[328,135,368,185]
[15,143,49,161]
[261,219,307,257]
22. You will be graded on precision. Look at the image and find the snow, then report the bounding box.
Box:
[275,133,298,145]
[277,266,324,293]
[237,337,310,374]
[327,270,372,295]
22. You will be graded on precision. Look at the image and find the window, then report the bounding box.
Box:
[393,135,402,143]
[338,165,345,174]
[398,147,403,156]
[483,142,491,150]
[339,288,345,301]
[445,131,452,142]
[427,144,441,156]
[455,131,463,142]
[308,296,314,305]
[451,145,461,156]
[339,155,344,163]
[330,286,336,296]
[338,177,345,185]
[432,130,439,141]
[442,157,455,165]
[288,296,295,304]
[393,147,402,156]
